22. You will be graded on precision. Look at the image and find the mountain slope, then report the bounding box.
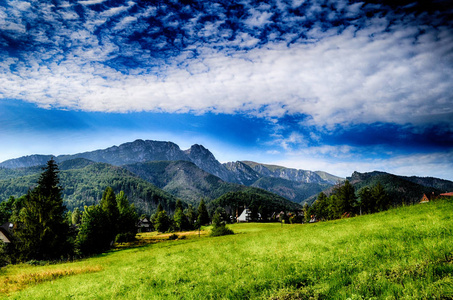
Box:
[223,161,262,185]
[251,177,331,205]
[123,160,240,203]
[0,161,179,216]
[241,161,331,184]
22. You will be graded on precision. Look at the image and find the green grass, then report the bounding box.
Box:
[1,199,453,299]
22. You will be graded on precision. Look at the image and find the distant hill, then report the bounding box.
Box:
[401,175,453,193]
[348,171,447,205]
[0,154,53,169]
[303,171,453,206]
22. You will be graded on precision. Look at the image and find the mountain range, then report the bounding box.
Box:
[1,139,452,215]
[0,140,340,203]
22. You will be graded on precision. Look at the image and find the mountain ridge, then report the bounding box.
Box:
[2,139,451,207]
[0,139,340,203]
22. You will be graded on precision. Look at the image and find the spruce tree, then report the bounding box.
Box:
[196,199,210,226]
[14,158,71,261]
[100,187,119,243]
[116,191,138,237]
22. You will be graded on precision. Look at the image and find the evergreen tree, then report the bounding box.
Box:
[151,202,164,225]
[154,210,171,233]
[331,180,356,218]
[100,187,120,243]
[210,211,234,237]
[358,186,373,214]
[184,204,197,229]
[373,182,390,211]
[156,203,163,213]
[14,159,71,261]
[0,196,15,224]
[116,191,138,237]
[173,203,189,232]
[72,207,81,225]
[302,203,310,223]
[76,205,110,256]
[175,199,183,212]
[197,199,210,226]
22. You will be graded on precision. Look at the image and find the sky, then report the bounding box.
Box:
[1,0,452,181]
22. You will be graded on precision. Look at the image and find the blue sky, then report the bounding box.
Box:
[1,0,452,180]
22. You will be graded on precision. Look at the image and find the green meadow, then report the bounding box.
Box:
[1,198,452,299]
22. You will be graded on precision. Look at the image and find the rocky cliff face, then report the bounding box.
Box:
[223,161,261,185]
[241,161,327,184]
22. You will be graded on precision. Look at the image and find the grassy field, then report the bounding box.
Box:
[1,198,452,299]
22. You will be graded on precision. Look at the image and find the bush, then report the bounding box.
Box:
[210,212,234,237]
[210,225,234,237]
[115,232,136,244]
[168,233,179,240]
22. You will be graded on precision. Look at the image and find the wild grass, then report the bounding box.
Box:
[1,198,452,299]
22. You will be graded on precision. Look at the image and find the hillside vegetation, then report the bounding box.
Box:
[1,198,452,299]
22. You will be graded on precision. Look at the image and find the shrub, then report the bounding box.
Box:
[168,233,179,240]
[210,212,234,237]
[115,232,136,244]
[210,225,234,237]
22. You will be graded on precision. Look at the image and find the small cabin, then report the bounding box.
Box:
[420,194,430,203]
[137,217,152,232]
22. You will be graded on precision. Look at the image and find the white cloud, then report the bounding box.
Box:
[79,0,107,5]
[1,0,452,131]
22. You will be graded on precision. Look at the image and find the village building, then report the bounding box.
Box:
[419,194,430,203]
[237,208,252,222]
[440,192,453,197]
[0,222,13,244]
[137,217,152,232]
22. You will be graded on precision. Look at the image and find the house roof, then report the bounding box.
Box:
[0,227,12,243]
[0,222,13,232]
[440,192,453,197]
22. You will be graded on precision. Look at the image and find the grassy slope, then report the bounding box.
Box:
[1,199,452,299]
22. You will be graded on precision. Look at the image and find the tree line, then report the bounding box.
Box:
[303,180,391,222]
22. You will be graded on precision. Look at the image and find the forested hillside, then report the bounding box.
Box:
[348,171,444,205]
[0,161,179,216]
[0,159,301,217]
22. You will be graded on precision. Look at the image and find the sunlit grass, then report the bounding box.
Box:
[1,199,452,299]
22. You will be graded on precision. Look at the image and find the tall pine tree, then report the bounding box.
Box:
[14,158,71,261]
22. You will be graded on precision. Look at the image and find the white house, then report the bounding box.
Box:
[237,208,261,222]
[237,208,252,222]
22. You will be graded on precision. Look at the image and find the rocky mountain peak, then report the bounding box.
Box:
[184,144,233,182]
